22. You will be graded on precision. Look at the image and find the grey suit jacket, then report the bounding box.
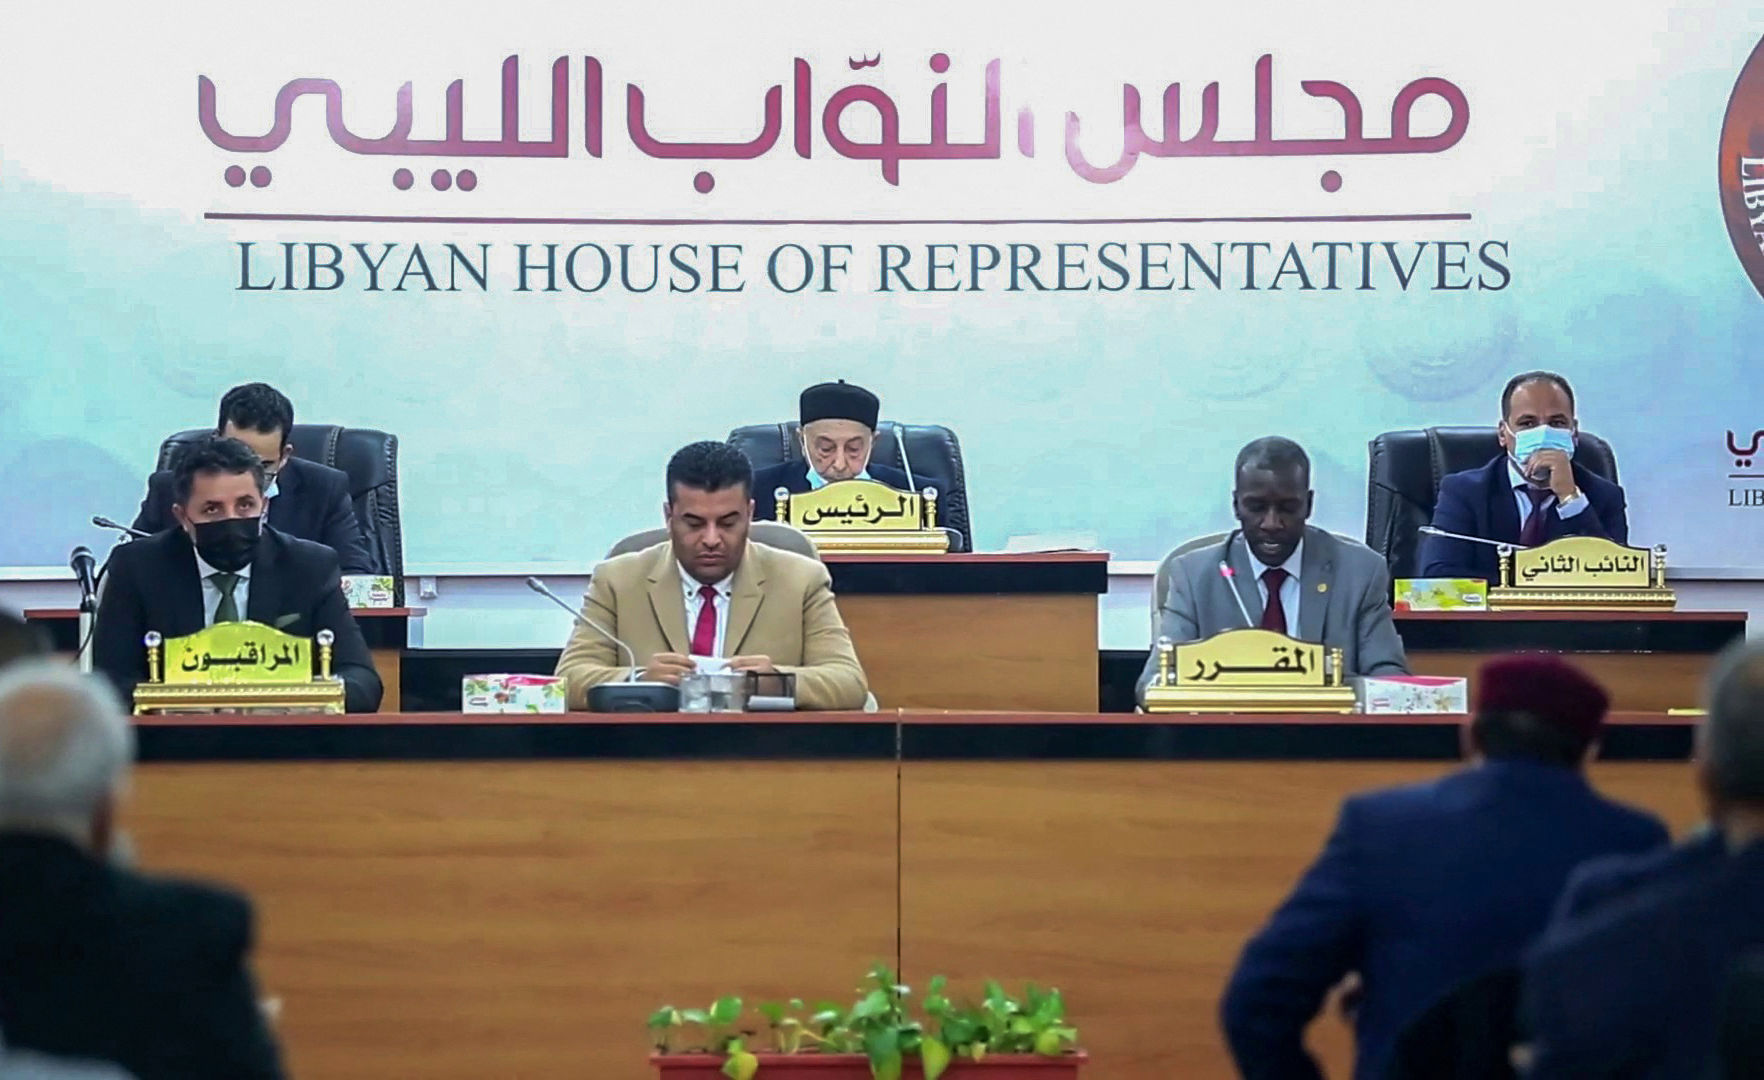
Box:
[1136,526,1408,703]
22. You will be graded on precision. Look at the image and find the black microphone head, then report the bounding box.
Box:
[70,546,94,560]
[525,576,547,594]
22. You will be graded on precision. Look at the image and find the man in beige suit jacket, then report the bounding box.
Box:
[556,441,868,711]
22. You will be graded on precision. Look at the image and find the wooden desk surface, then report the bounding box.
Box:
[126,720,1704,1080]
[25,607,427,619]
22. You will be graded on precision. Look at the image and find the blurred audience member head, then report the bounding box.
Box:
[1466,654,1608,767]
[0,608,51,671]
[1700,640,1764,844]
[0,662,135,855]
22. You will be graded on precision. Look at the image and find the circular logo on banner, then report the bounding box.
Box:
[1721,34,1764,301]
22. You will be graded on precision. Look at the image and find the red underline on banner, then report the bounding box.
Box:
[204,211,1474,226]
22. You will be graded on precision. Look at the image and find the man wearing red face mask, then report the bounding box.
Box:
[91,434,382,712]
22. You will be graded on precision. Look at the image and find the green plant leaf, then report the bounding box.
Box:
[789,998,805,1011]
[865,1028,902,1080]
[682,1009,710,1026]
[710,997,743,1026]
[722,1050,759,1080]
[852,989,891,1021]
[1034,1029,1063,1057]
[758,1003,785,1026]
[927,975,948,996]
[648,1006,682,1029]
[921,1036,952,1080]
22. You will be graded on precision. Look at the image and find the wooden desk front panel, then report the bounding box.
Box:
[1409,651,1711,712]
[129,762,898,1080]
[898,761,1702,1080]
[839,594,1098,711]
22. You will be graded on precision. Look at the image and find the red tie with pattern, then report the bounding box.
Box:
[1519,487,1553,547]
[1260,568,1289,633]
[690,585,719,656]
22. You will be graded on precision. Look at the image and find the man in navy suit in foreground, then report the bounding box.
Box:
[1420,371,1628,583]
[1220,655,1667,1080]
[1524,640,1764,1079]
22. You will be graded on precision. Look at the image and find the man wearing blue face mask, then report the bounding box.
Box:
[92,435,382,713]
[1421,371,1629,583]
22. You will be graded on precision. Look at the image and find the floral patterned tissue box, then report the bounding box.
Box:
[463,674,567,714]
[1356,676,1470,714]
[341,575,396,609]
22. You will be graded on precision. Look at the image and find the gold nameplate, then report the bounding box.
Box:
[1490,537,1675,611]
[164,622,308,685]
[133,621,345,715]
[776,478,950,554]
[1143,628,1356,714]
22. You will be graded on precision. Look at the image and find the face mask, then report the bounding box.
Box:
[1510,424,1574,464]
[263,469,280,500]
[190,516,262,573]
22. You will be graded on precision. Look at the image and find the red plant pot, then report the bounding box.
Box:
[651,1051,1088,1080]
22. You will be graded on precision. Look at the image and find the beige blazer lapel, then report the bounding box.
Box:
[645,545,689,653]
[723,544,768,655]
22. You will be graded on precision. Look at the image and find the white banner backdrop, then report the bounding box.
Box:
[1,1,1761,570]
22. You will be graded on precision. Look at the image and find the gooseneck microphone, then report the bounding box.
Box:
[526,577,639,679]
[92,516,149,540]
[1417,525,1529,550]
[1216,530,1259,629]
[526,576,679,712]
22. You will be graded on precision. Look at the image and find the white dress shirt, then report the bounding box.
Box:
[193,550,252,627]
[679,562,734,658]
[1508,460,1585,529]
[1252,539,1303,638]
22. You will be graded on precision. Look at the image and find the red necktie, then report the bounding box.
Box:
[1259,568,1289,633]
[689,584,719,656]
[1518,487,1553,547]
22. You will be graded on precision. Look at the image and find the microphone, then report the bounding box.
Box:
[92,516,148,540]
[69,546,99,675]
[526,577,638,677]
[526,576,679,712]
[1417,525,1528,551]
[69,546,98,603]
[888,420,918,493]
[1218,562,1259,629]
[1216,530,1259,629]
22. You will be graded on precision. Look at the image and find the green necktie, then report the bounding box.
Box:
[211,572,241,624]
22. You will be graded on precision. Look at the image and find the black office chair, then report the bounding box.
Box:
[1718,951,1764,1079]
[157,425,404,603]
[726,421,972,553]
[1365,426,1619,580]
[1384,966,1523,1080]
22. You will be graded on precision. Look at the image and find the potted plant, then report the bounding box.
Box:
[648,965,1085,1080]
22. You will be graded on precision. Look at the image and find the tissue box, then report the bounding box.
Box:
[463,674,567,714]
[342,575,397,609]
[1394,578,1488,612]
[1356,675,1470,714]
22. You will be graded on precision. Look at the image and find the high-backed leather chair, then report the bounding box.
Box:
[1365,426,1619,580]
[157,425,404,602]
[604,522,821,562]
[726,421,972,553]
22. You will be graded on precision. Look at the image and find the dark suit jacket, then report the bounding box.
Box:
[132,456,375,576]
[1549,827,1728,926]
[750,460,925,520]
[1419,457,1628,583]
[1523,840,1764,1079]
[1219,760,1667,1080]
[0,832,284,1080]
[92,526,382,712]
